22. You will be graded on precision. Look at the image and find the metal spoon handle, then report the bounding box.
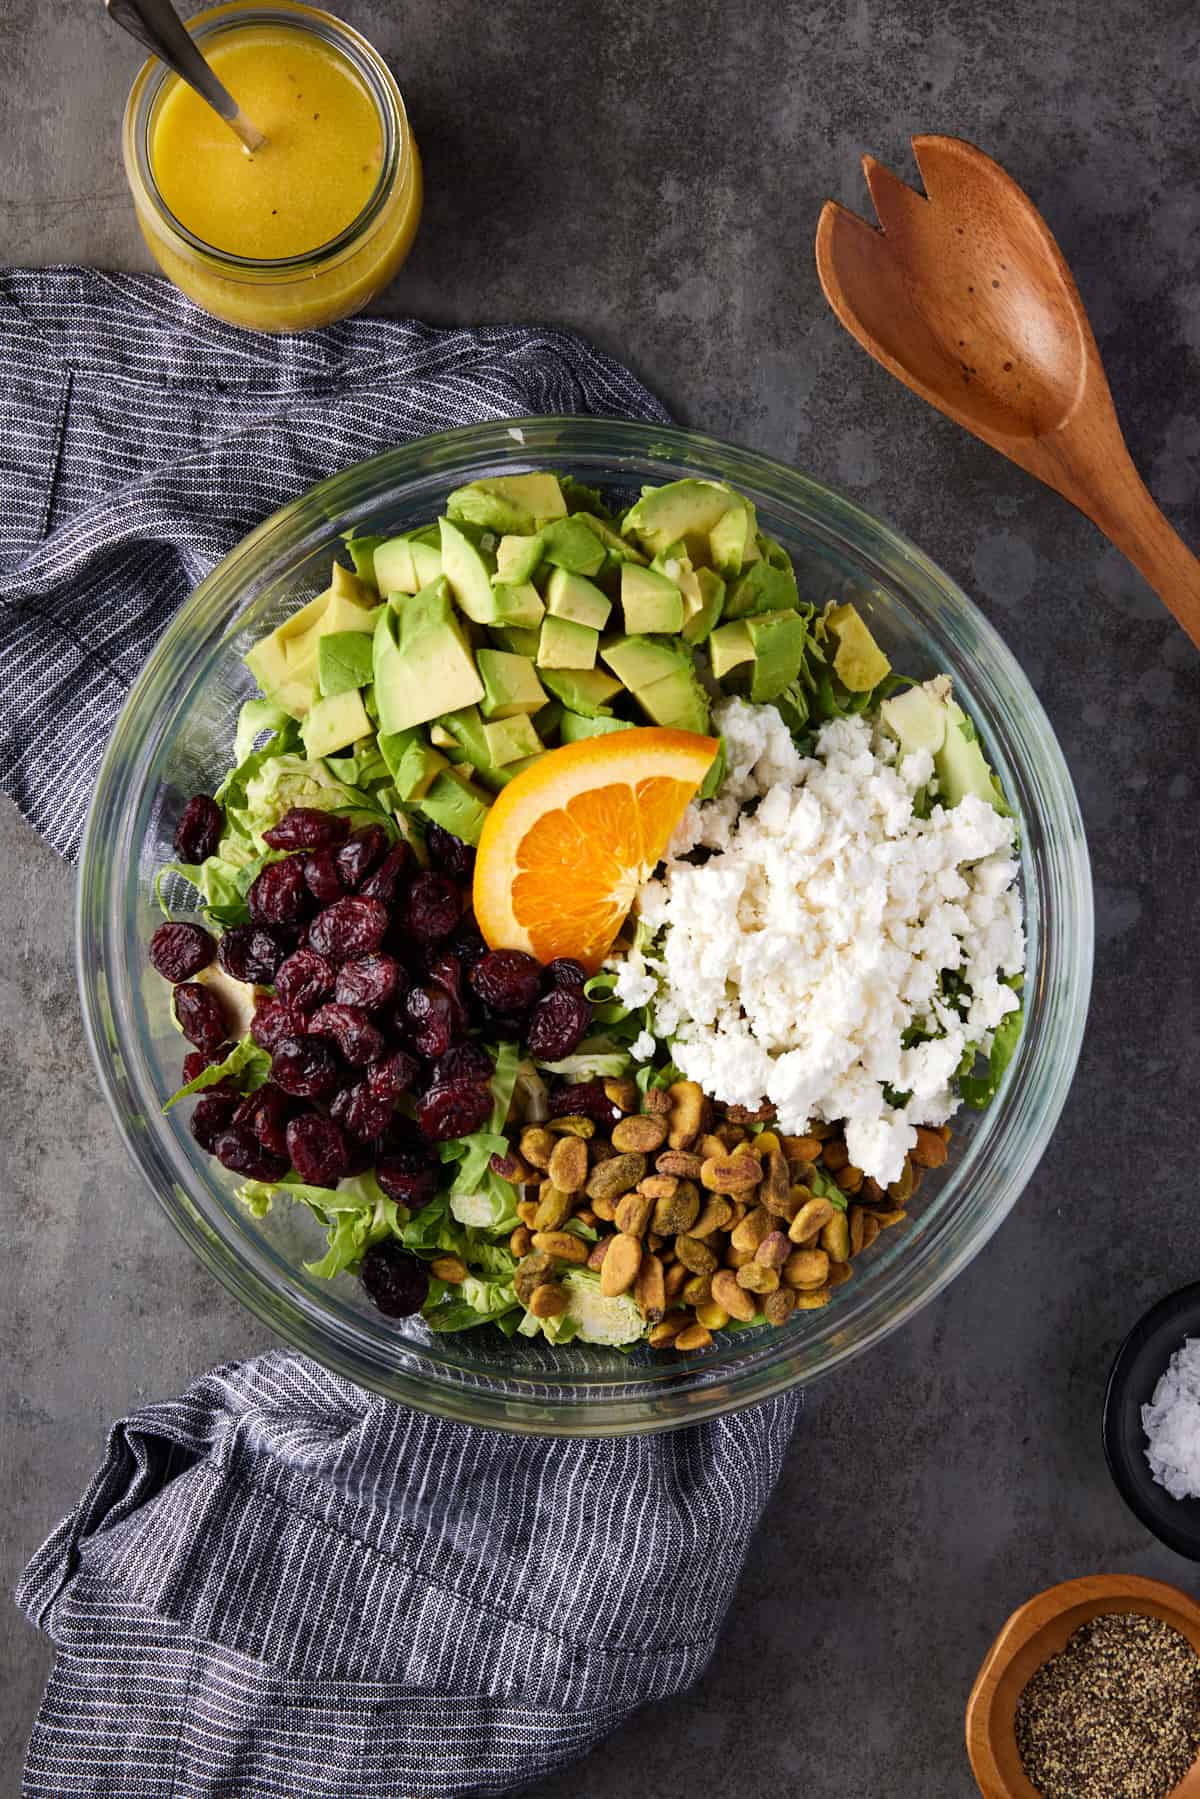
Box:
[106,0,267,151]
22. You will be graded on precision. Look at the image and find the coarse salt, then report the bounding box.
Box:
[1143,1338,1200,1500]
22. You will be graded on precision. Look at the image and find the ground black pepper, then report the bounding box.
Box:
[1015,1611,1200,1799]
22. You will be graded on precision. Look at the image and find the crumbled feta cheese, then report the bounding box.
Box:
[611,699,1024,1185]
[629,1029,656,1062]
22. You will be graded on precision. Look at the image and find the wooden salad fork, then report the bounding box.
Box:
[815,133,1200,649]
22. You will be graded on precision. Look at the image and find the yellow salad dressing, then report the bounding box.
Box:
[123,2,422,331]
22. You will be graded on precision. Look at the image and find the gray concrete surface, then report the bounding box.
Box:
[2,0,1199,1792]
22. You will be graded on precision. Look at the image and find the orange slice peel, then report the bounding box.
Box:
[472,728,720,972]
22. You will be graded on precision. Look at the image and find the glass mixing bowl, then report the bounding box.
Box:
[78,418,1092,1435]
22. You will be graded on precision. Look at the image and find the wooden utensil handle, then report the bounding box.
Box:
[1085,470,1200,650]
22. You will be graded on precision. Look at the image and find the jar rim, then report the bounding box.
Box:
[122,0,409,275]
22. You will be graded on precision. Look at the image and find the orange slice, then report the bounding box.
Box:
[473,728,720,972]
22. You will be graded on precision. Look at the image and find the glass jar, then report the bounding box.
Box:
[121,0,422,332]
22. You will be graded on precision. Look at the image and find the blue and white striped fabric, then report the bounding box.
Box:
[0,268,671,861]
[5,271,802,1797]
[18,1353,798,1798]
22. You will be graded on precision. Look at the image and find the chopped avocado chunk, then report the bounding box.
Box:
[482,713,543,767]
[373,530,442,597]
[545,567,612,631]
[623,478,735,558]
[578,512,648,565]
[418,770,490,845]
[560,712,634,742]
[245,561,376,719]
[682,567,726,645]
[723,557,799,619]
[936,698,1007,811]
[429,723,456,749]
[450,472,566,533]
[446,473,566,536]
[634,661,711,733]
[537,615,600,670]
[538,667,623,717]
[708,619,756,681]
[437,704,494,776]
[492,625,542,658]
[344,533,385,588]
[389,734,448,801]
[621,564,685,635]
[372,578,484,734]
[439,518,500,624]
[300,687,371,759]
[540,516,607,577]
[709,501,758,577]
[880,682,947,757]
[491,580,546,628]
[823,602,891,692]
[745,610,807,703]
[493,532,545,585]
[372,537,417,596]
[601,633,692,690]
[317,629,375,698]
[477,648,548,719]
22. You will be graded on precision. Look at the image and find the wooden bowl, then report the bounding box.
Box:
[965,1574,1200,1797]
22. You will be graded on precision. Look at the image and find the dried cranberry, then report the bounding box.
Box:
[426,953,470,1032]
[548,1078,620,1127]
[444,915,487,971]
[213,1125,289,1181]
[150,921,215,983]
[359,1240,428,1318]
[359,842,412,904]
[262,807,351,851]
[173,794,222,864]
[182,1042,234,1085]
[417,1080,492,1142]
[544,957,587,991]
[286,1113,350,1186]
[367,1049,420,1099]
[526,989,591,1061]
[375,1146,438,1210]
[247,857,310,926]
[174,981,228,1053]
[336,824,390,890]
[342,1135,383,1177]
[469,949,542,1015]
[302,849,346,907]
[424,822,475,881]
[218,923,288,985]
[250,995,309,1054]
[403,986,455,1061]
[404,871,461,942]
[329,1080,395,1142]
[270,1036,343,1099]
[274,947,337,1013]
[232,1083,293,1159]
[189,1091,238,1152]
[334,954,404,1014]
[307,1002,386,1067]
[308,896,390,961]
[435,1042,495,1086]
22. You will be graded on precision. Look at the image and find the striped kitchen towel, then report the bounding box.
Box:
[6,271,802,1798]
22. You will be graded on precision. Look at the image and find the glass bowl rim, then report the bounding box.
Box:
[77,415,1093,1435]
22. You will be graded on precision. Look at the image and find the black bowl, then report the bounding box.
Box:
[1103,1281,1200,1559]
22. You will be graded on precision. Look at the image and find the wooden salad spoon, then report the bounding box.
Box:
[815,134,1200,649]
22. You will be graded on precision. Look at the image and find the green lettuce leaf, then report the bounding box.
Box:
[233,1170,405,1278]
[163,1035,271,1110]
[810,1162,848,1213]
[959,995,1024,1109]
[233,697,294,767]
[537,1037,631,1079]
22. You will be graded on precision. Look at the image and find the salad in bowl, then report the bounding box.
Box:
[150,465,1026,1356]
